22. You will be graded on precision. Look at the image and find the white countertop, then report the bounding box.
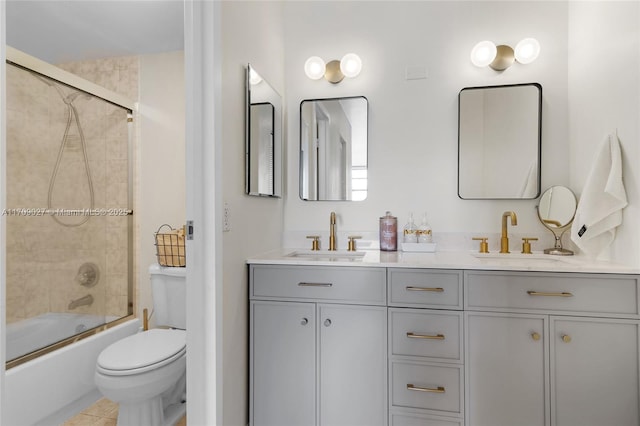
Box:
[247,249,640,275]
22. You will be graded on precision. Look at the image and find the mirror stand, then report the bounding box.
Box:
[542,224,574,256]
[536,185,578,256]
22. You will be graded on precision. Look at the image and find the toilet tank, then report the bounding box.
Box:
[149,264,186,329]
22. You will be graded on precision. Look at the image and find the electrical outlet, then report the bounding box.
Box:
[223,202,231,232]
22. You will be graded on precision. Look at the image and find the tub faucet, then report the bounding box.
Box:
[68,294,94,310]
[329,212,337,251]
[500,211,518,253]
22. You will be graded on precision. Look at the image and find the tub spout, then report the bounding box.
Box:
[68,294,94,310]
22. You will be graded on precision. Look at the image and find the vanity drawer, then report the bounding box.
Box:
[250,265,386,305]
[391,361,462,415]
[390,411,462,426]
[389,269,463,309]
[465,271,640,317]
[390,309,462,362]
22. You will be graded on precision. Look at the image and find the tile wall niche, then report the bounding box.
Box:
[5,56,138,325]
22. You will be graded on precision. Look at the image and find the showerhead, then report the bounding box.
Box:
[64,91,92,104]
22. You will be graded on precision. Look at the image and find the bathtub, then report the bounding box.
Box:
[3,315,140,426]
[6,313,119,361]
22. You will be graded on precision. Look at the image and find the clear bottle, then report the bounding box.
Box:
[417,212,433,243]
[403,212,418,243]
[379,211,398,251]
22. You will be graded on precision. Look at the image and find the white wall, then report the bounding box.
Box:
[568,1,640,266]
[221,2,285,425]
[283,1,570,253]
[137,50,186,322]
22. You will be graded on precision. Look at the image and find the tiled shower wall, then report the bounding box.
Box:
[5,56,138,324]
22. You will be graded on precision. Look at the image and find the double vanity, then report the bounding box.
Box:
[248,250,640,426]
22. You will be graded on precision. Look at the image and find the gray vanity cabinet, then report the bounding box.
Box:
[464,271,640,426]
[388,269,464,426]
[249,265,387,426]
[465,312,548,426]
[250,301,316,426]
[250,263,640,426]
[551,317,640,426]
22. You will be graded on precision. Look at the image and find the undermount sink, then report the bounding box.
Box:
[472,253,567,265]
[286,250,366,261]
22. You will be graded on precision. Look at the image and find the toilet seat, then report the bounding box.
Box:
[97,329,186,376]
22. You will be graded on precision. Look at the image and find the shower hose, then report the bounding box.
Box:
[47,82,95,227]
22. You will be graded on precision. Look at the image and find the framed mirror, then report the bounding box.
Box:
[537,185,577,255]
[458,83,542,200]
[246,64,282,197]
[300,96,368,201]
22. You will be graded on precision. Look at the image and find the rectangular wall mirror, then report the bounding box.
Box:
[300,96,368,201]
[458,83,542,199]
[246,64,282,197]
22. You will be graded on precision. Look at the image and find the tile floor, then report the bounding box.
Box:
[62,398,186,426]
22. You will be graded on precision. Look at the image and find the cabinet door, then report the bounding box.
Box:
[466,312,548,426]
[251,301,316,426]
[551,317,640,426]
[319,304,387,426]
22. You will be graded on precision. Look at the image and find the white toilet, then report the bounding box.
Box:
[95,264,187,426]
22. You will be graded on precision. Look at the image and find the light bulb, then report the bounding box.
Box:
[304,56,326,80]
[515,38,540,64]
[340,53,362,78]
[470,41,497,67]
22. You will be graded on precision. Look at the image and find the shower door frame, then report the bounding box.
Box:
[4,46,137,369]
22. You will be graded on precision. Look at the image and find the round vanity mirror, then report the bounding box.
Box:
[536,186,577,255]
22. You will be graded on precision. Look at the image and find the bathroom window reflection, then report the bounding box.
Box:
[300,96,368,201]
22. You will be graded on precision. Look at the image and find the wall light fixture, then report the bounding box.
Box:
[471,38,540,71]
[304,53,362,83]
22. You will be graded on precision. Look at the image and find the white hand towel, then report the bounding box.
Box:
[518,159,538,198]
[570,133,627,256]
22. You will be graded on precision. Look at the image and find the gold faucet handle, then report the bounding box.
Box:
[472,237,489,253]
[522,237,538,254]
[306,235,321,251]
[347,236,362,252]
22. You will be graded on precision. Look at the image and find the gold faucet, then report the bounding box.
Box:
[500,211,518,253]
[329,212,337,251]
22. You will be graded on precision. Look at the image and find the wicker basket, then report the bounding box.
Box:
[154,224,186,267]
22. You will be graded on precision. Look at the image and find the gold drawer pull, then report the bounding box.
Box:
[298,282,333,287]
[407,384,445,393]
[531,332,541,341]
[407,332,445,340]
[527,291,573,297]
[562,334,572,343]
[406,286,444,292]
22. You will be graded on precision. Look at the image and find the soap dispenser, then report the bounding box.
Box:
[417,212,433,243]
[379,211,398,251]
[403,213,418,243]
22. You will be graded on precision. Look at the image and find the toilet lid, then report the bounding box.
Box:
[97,329,186,376]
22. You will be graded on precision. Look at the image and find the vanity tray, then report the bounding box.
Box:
[400,242,437,253]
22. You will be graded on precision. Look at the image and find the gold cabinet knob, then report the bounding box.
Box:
[561,334,572,343]
[347,235,362,252]
[306,235,320,251]
[531,332,541,341]
[472,237,489,253]
[522,237,539,254]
